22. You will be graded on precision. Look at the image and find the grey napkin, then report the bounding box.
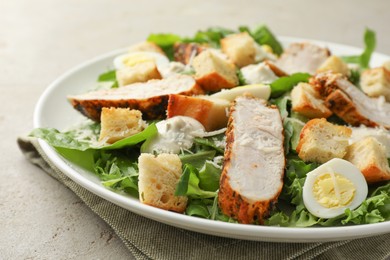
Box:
[18,137,390,260]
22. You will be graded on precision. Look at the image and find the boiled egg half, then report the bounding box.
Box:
[113,51,169,70]
[302,158,368,219]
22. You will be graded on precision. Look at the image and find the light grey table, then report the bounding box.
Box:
[1,0,389,258]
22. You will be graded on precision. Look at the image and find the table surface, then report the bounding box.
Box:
[1,0,389,258]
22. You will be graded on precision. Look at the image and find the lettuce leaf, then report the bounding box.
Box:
[197,161,221,192]
[270,73,311,98]
[175,164,217,199]
[239,25,283,55]
[342,28,376,68]
[98,70,118,88]
[184,27,235,48]
[30,123,157,151]
[147,33,182,60]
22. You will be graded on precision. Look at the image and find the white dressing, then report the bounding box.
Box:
[142,116,206,154]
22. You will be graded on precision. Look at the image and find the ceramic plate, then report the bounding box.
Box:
[34,37,390,242]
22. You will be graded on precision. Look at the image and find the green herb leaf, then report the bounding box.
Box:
[175,164,217,199]
[270,73,311,98]
[98,70,118,88]
[98,70,116,82]
[147,33,182,60]
[342,28,376,68]
[31,123,157,151]
[179,150,216,169]
[249,25,283,55]
[237,69,247,86]
[198,161,221,192]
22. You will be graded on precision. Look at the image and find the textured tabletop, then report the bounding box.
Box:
[1,0,389,258]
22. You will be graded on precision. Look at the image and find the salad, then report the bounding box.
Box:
[31,25,390,227]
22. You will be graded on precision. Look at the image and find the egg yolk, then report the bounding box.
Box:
[123,53,155,67]
[312,173,356,208]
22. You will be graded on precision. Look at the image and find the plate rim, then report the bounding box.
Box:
[34,36,390,243]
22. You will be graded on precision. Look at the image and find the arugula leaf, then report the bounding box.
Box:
[94,151,139,197]
[102,123,157,150]
[250,25,284,55]
[193,135,225,154]
[179,150,216,169]
[342,28,376,68]
[98,70,118,88]
[237,69,247,86]
[175,164,217,199]
[185,199,211,218]
[270,73,311,98]
[30,123,157,151]
[184,27,235,48]
[98,70,116,81]
[147,33,182,60]
[197,161,221,192]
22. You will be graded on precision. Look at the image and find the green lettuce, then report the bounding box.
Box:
[175,164,217,199]
[342,28,376,68]
[30,123,157,151]
[239,25,283,55]
[98,70,118,88]
[270,73,311,98]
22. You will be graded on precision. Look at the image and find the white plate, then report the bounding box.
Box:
[34,37,390,242]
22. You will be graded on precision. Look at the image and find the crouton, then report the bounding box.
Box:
[99,107,146,144]
[384,60,390,71]
[138,153,188,213]
[317,55,350,77]
[128,41,165,54]
[296,118,352,163]
[220,32,274,68]
[192,50,238,91]
[344,137,390,183]
[360,67,390,101]
[291,82,332,118]
[167,94,229,131]
[116,61,162,86]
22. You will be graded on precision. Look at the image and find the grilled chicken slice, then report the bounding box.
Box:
[310,72,390,129]
[68,75,204,121]
[218,95,285,224]
[276,42,330,75]
[173,42,206,64]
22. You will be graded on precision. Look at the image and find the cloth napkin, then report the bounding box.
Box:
[17,136,390,260]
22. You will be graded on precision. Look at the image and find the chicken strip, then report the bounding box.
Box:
[218,95,285,224]
[68,75,204,121]
[310,72,390,129]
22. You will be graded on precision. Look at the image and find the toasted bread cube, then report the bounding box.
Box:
[138,153,187,213]
[192,50,238,91]
[384,60,390,71]
[220,32,257,68]
[296,118,352,163]
[99,108,146,143]
[128,41,165,54]
[291,82,332,118]
[116,61,162,87]
[361,67,390,101]
[316,55,350,77]
[167,94,229,131]
[345,137,390,183]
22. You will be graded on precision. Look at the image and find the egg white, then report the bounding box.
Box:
[113,51,170,70]
[302,158,368,219]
